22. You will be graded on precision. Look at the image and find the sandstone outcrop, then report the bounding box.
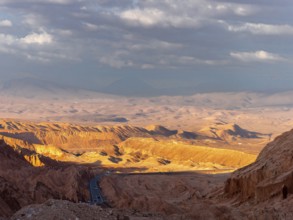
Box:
[225,128,293,202]
[0,140,91,218]
[119,137,256,170]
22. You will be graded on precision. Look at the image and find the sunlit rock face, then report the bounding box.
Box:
[0,139,91,218]
[0,119,257,172]
[225,129,293,202]
[24,154,45,167]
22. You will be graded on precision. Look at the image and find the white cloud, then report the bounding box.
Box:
[230,50,286,62]
[0,33,16,45]
[227,22,293,35]
[0,19,12,27]
[119,8,200,28]
[120,8,163,27]
[212,3,255,16]
[143,55,228,68]
[176,55,228,66]
[118,1,255,28]
[1,0,292,74]
[22,14,47,29]
[83,22,99,31]
[0,32,53,47]
[21,32,53,45]
[0,31,79,63]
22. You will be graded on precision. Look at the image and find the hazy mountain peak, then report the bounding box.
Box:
[102,77,159,97]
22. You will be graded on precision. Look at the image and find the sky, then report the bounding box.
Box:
[1,0,293,95]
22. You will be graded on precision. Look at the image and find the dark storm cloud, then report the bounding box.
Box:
[0,0,293,93]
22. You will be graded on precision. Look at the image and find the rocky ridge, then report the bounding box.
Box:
[225,128,293,202]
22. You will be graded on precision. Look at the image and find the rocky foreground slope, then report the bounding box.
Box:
[225,128,293,201]
[0,139,91,217]
[224,128,293,218]
[10,199,163,220]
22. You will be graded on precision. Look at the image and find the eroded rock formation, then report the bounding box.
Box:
[0,140,91,217]
[225,129,293,202]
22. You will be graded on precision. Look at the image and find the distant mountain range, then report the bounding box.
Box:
[2,75,293,98]
[2,77,293,109]
[100,77,160,97]
[0,78,114,99]
[99,77,248,97]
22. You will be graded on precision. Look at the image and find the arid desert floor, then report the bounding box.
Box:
[1,90,293,219]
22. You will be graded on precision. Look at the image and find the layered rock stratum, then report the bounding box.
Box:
[0,119,257,171]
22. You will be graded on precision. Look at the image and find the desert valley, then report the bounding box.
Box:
[1,80,293,219]
[2,0,293,219]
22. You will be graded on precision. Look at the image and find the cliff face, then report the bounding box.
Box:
[0,140,91,218]
[225,129,293,202]
[0,141,33,217]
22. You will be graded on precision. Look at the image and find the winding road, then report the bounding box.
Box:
[89,175,104,205]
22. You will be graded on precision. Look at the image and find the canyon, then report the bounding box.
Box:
[1,90,293,219]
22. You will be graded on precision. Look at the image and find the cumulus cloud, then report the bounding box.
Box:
[0,19,12,27]
[120,8,166,27]
[119,7,203,28]
[211,3,255,16]
[21,32,53,45]
[0,31,80,63]
[118,0,255,28]
[0,0,261,69]
[230,50,286,62]
[0,0,292,75]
